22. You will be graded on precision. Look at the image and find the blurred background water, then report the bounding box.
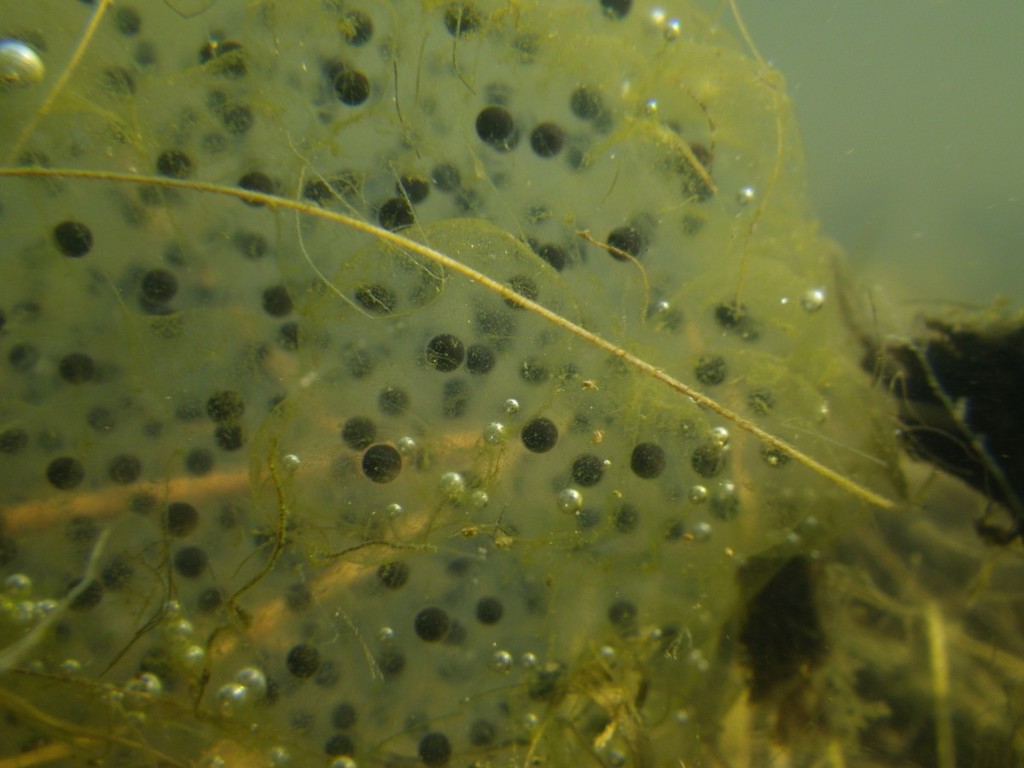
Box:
[743,0,1024,311]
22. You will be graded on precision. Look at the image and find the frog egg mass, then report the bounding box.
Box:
[0,2,1020,767]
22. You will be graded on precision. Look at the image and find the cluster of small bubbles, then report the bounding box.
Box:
[521,652,539,669]
[483,421,507,445]
[396,436,418,456]
[502,398,520,415]
[385,502,403,518]
[688,484,708,504]
[801,287,826,312]
[691,521,713,541]
[439,471,466,499]
[280,453,301,471]
[0,39,45,89]
[490,649,514,673]
[557,488,583,514]
[710,426,730,447]
[378,626,395,643]
[736,186,756,205]
[469,489,489,510]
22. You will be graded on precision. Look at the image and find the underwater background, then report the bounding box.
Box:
[746,0,1024,308]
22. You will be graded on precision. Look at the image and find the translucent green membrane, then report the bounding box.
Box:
[0,1,899,765]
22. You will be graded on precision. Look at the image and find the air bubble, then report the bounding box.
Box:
[521,652,538,669]
[484,421,507,444]
[217,683,250,715]
[378,626,395,642]
[502,398,520,415]
[385,502,404,517]
[439,471,466,498]
[736,186,756,205]
[490,650,513,673]
[5,573,31,597]
[691,521,713,541]
[235,666,268,699]
[0,39,44,89]
[469,489,489,509]
[710,426,730,447]
[557,488,583,514]
[688,487,712,505]
[397,436,418,455]
[801,287,826,312]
